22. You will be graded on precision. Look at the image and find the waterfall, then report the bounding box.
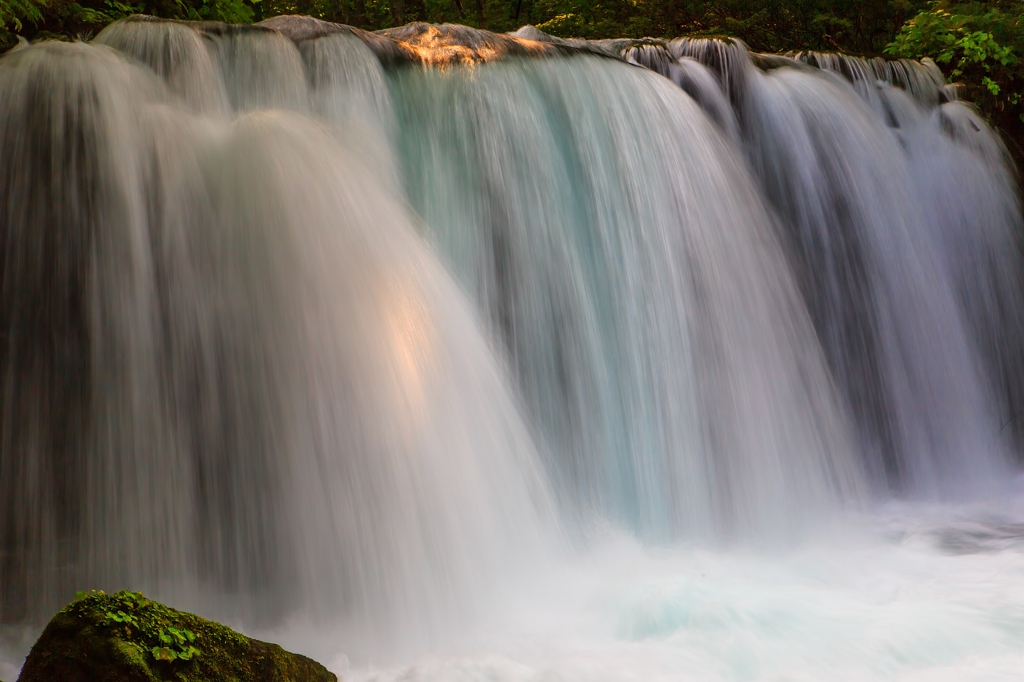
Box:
[0,36,553,645]
[392,55,861,538]
[1,15,1021,668]
[658,37,1022,492]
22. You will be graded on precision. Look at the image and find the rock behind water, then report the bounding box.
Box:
[17,591,336,682]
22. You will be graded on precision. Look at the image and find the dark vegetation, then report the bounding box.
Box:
[1,1,1021,156]
[16,590,336,682]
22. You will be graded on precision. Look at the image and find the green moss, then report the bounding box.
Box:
[17,590,336,682]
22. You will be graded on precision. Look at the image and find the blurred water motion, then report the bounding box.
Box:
[0,15,1021,670]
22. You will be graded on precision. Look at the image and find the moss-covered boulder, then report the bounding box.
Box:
[17,590,336,682]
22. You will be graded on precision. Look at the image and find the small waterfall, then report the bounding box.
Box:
[620,42,738,141]
[298,32,395,130]
[202,23,309,112]
[93,16,230,117]
[643,36,1021,492]
[885,89,1024,461]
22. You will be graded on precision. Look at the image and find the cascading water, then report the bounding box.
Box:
[2,14,1023,682]
[0,29,553,651]
[392,53,862,539]
[662,37,1022,492]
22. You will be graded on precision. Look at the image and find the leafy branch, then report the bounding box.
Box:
[886,2,1024,124]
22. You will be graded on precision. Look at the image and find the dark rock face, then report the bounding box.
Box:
[17,591,336,682]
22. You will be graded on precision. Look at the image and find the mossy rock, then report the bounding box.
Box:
[17,590,336,682]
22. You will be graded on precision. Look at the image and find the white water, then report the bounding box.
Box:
[298,498,1024,682]
[2,15,1023,682]
[8,502,1024,680]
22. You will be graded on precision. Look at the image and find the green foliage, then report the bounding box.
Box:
[535,12,584,37]
[67,1,140,25]
[152,626,200,662]
[72,590,205,667]
[187,0,257,23]
[886,2,1024,129]
[667,1,928,53]
[1,0,258,50]
[0,0,939,51]
[0,0,46,31]
[0,0,905,47]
